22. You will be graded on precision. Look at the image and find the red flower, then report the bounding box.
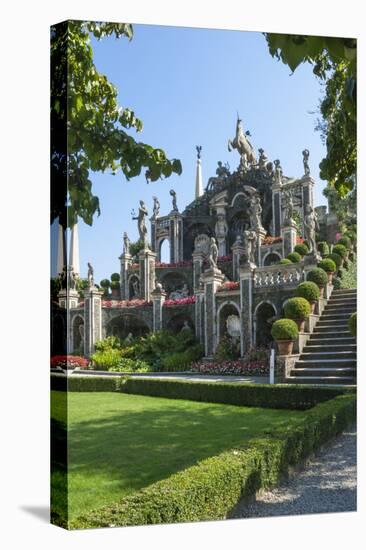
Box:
[217,281,240,292]
[164,296,196,306]
[51,355,89,369]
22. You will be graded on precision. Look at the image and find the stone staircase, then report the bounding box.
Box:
[286,288,357,385]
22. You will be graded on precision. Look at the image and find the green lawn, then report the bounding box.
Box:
[51,391,306,520]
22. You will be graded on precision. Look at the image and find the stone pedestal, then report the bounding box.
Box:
[201,267,225,357]
[138,248,157,302]
[84,287,104,356]
[119,252,132,300]
[152,287,166,332]
[281,219,297,257]
[256,228,267,265]
[231,241,246,281]
[192,251,205,291]
[194,287,205,344]
[58,289,80,354]
[239,263,256,356]
[272,182,282,236]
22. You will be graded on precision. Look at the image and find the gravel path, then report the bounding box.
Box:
[231,427,357,519]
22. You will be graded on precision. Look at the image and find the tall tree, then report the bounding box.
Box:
[264,34,356,197]
[51,21,182,228]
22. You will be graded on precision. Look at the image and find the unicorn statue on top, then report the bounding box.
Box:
[228,113,257,171]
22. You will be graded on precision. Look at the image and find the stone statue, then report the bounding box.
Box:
[124,332,134,345]
[302,149,310,176]
[169,283,189,300]
[152,196,160,219]
[87,262,94,287]
[274,159,283,185]
[154,281,163,293]
[304,205,319,253]
[123,232,130,254]
[216,161,230,179]
[133,200,148,245]
[258,148,269,170]
[196,145,202,159]
[243,230,257,264]
[215,213,228,240]
[283,189,294,222]
[248,195,263,231]
[208,237,219,268]
[228,114,256,169]
[170,189,178,212]
[180,320,192,333]
[132,278,140,298]
[68,267,78,290]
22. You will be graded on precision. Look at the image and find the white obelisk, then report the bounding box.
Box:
[69,222,80,276]
[56,221,66,276]
[195,145,203,199]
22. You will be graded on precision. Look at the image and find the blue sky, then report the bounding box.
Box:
[52,23,327,282]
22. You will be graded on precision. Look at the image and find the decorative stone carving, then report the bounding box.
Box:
[169,283,189,300]
[283,189,294,223]
[248,194,264,231]
[208,237,219,268]
[194,233,211,256]
[274,159,283,185]
[87,262,94,287]
[257,148,269,170]
[132,200,149,246]
[124,332,134,345]
[304,205,319,253]
[132,277,140,298]
[180,320,192,333]
[215,213,228,240]
[228,114,256,170]
[170,189,178,212]
[302,148,310,176]
[123,232,130,254]
[226,314,241,339]
[243,230,257,264]
[152,196,160,219]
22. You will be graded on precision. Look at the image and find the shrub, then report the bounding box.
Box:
[94,336,121,352]
[91,348,122,370]
[214,335,240,362]
[287,252,302,263]
[332,243,347,258]
[295,281,320,302]
[110,272,121,282]
[348,312,356,338]
[332,276,341,289]
[109,358,151,373]
[317,241,330,257]
[51,374,122,392]
[100,279,111,289]
[110,281,120,290]
[337,236,351,249]
[191,358,268,376]
[294,243,309,256]
[161,344,204,371]
[51,355,89,370]
[271,319,298,341]
[278,258,292,265]
[318,258,336,273]
[327,252,342,269]
[283,297,311,321]
[344,231,356,244]
[306,267,328,288]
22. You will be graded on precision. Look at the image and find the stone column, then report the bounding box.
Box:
[281,219,297,258]
[192,251,205,291]
[119,252,132,300]
[152,286,166,332]
[201,267,225,358]
[272,182,282,237]
[239,263,256,356]
[194,285,205,344]
[138,248,157,302]
[84,287,104,357]
[301,176,315,234]
[231,241,246,281]
[256,228,267,266]
[169,212,183,263]
[58,288,80,354]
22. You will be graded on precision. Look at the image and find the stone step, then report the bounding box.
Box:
[312,327,350,335]
[317,318,350,325]
[300,351,356,360]
[285,376,355,385]
[291,367,356,377]
[332,288,357,294]
[303,343,356,351]
[295,358,356,368]
[308,336,356,345]
[321,312,355,319]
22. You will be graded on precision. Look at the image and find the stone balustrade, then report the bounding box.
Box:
[254,263,304,288]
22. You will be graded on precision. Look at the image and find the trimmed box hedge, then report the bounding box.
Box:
[119,377,353,410]
[69,393,356,529]
[51,374,121,392]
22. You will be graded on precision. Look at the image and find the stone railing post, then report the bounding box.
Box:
[201,267,225,358]
[84,286,104,357]
[281,219,297,258]
[138,248,157,302]
[192,251,205,291]
[239,262,256,356]
[151,286,166,332]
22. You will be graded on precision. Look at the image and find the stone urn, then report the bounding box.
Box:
[277,340,294,355]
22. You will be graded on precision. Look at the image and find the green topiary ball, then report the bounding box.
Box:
[327,252,342,269]
[306,268,328,288]
[100,279,111,289]
[278,258,292,265]
[295,281,320,302]
[110,272,121,282]
[283,297,311,320]
[287,251,302,263]
[110,280,120,290]
[348,312,356,338]
[337,236,351,249]
[318,258,336,273]
[271,319,299,341]
[317,241,330,257]
[294,243,309,257]
[332,243,347,258]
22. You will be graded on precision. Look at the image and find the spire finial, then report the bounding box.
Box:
[196,145,202,160]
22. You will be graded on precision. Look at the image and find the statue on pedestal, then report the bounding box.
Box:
[304,205,319,253]
[302,149,310,176]
[123,232,130,255]
[215,213,228,240]
[87,262,94,287]
[170,189,178,212]
[228,114,256,169]
[283,189,294,223]
[132,278,140,298]
[152,196,160,219]
[208,237,219,268]
[258,148,269,170]
[274,159,283,185]
[133,200,148,246]
[243,230,257,265]
[249,195,263,231]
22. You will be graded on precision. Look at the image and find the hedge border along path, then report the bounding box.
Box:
[68,393,356,530]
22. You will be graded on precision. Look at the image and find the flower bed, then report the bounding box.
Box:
[218,255,232,263]
[156,260,192,268]
[51,355,89,370]
[190,359,268,376]
[102,299,152,308]
[217,281,240,292]
[262,236,283,245]
[164,296,196,306]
